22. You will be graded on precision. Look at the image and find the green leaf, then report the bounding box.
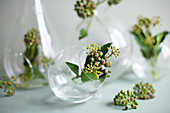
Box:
[108,70,111,73]
[155,31,169,47]
[141,48,153,59]
[66,62,79,76]
[79,29,88,40]
[100,42,112,57]
[105,75,110,78]
[99,77,105,83]
[130,31,148,47]
[81,72,98,83]
[99,74,106,83]
[43,82,49,85]
[141,47,161,60]
[99,74,110,83]
[153,47,161,62]
[84,55,91,67]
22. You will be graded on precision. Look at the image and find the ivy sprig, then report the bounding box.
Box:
[74,0,122,40]
[0,75,18,96]
[113,81,156,110]
[133,81,155,99]
[130,16,169,79]
[113,90,138,110]
[66,42,120,83]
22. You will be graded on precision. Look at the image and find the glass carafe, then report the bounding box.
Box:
[4,0,55,88]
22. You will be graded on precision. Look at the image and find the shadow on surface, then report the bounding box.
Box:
[103,70,140,86]
[0,94,8,98]
[16,85,48,91]
[106,102,124,110]
[106,102,135,111]
[118,71,141,82]
[42,94,83,108]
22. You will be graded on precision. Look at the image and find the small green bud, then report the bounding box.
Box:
[98,51,103,57]
[94,52,99,57]
[134,100,138,105]
[133,81,155,100]
[89,57,94,62]
[113,90,138,110]
[3,74,6,78]
[96,57,101,61]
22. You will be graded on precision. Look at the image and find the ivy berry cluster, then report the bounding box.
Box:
[131,16,169,80]
[74,0,122,19]
[84,43,120,79]
[132,16,162,48]
[133,81,155,99]
[0,75,18,96]
[114,90,138,110]
[113,81,155,110]
[108,0,122,6]
[74,0,96,19]
[66,42,120,83]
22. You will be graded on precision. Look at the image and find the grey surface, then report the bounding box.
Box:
[0,73,170,113]
[0,0,170,113]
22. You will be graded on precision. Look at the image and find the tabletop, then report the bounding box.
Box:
[0,72,170,113]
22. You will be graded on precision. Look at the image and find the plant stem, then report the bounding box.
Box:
[86,17,93,32]
[150,55,159,80]
[76,19,86,30]
[96,0,107,5]
[95,16,110,35]
[72,75,82,85]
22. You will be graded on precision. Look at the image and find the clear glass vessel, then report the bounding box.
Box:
[40,1,132,82]
[132,42,170,80]
[48,47,101,103]
[4,0,55,88]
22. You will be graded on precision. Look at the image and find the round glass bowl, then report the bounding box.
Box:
[132,42,170,80]
[48,47,101,103]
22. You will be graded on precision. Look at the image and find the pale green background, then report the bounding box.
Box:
[0,0,170,113]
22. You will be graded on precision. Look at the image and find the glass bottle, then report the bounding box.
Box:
[4,0,55,88]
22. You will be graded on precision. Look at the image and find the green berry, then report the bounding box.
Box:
[133,81,155,100]
[74,0,96,18]
[89,57,94,62]
[94,52,99,57]
[96,57,101,61]
[3,74,6,78]
[98,51,103,57]
[101,59,105,65]
[113,90,138,110]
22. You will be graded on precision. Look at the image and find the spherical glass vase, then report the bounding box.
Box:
[132,42,170,81]
[4,0,55,88]
[48,46,108,103]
